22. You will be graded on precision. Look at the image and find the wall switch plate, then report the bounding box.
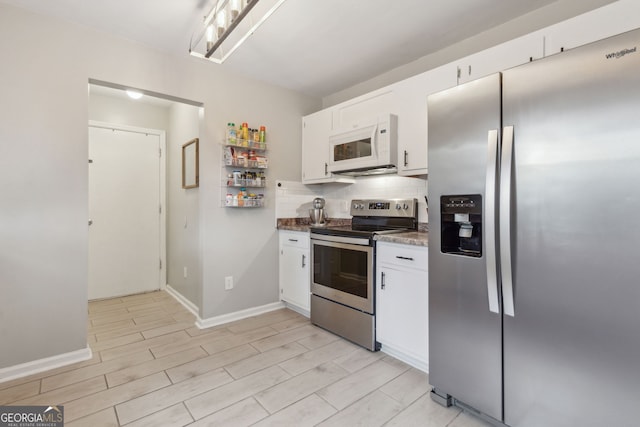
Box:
[225,276,234,290]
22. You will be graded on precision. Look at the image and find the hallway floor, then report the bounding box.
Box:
[0,291,491,426]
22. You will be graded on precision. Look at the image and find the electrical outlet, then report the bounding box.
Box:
[224,276,234,290]
[183,267,188,278]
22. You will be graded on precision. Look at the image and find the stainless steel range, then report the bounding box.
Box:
[310,198,418,351]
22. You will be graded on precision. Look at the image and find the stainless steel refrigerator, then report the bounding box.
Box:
[427,28,640,427]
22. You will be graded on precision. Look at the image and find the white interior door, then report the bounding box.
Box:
[88,125,162,300]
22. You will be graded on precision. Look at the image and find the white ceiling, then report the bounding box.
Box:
[2,0,563,98]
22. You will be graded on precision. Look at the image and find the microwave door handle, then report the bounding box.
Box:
[485,129,500,314]
[371,123,378,156]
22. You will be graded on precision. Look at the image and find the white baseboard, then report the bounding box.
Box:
[0,347,92,384]
[165,285,199,317]
[164,285,286,331]
[379,344,429,374]
[282,301,310,318]
[196,302,286,329]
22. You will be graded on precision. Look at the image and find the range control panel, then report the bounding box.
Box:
[350,198,417,217]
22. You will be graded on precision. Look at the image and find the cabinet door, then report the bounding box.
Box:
[543,2,640,56]
[395,63,457,176]
[301,109,332,183]
[280,244,310,311]
[456,32,543,85]
[332,89,393,129]
[377,266,428,364]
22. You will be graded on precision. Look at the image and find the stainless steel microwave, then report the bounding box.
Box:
[328,114,397,175]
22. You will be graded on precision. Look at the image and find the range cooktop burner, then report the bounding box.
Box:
[310,224,410,238]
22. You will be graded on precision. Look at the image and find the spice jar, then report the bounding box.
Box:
[232,170,241,186]
[241,122,249,142]
[259,126,266,143]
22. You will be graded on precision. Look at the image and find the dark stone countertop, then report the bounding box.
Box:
[374,230,428,247]
[276,217,350,232]
[277,218,428,247]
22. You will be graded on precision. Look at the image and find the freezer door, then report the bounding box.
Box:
[502,29,640,427]
[427,73,503,421]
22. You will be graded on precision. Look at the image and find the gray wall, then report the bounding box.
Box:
[88,93,171,131]
[0,3,320,370]
[167,103,202,308]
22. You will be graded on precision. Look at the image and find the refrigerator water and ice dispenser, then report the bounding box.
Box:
[440,195,482,257]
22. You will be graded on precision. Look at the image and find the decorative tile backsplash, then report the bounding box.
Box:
[275,175,428,224]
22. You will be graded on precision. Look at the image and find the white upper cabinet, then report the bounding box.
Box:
[316,65,457,178]
[302,109,355,184]
[301,109,333,183]
[331,89,394,129]
[395,63,457,176]
[456,32,543,85]
[543,0,640,56]
[301,1,640,182]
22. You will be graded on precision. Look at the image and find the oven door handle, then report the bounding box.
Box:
[310,233,371,246]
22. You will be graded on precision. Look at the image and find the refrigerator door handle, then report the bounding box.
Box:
[485,129,500,314]
[500,126,516,317]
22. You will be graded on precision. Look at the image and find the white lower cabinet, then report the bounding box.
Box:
[376,242,428,372]
[279,230,310,315]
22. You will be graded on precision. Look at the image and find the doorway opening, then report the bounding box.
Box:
[88,81,202,302]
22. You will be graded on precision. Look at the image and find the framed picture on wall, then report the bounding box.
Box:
[182,138,199,189]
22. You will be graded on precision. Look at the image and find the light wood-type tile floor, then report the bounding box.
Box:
[0,291,492,426]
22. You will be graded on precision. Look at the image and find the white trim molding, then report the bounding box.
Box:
[0,347,92,384]
[165,285,199,317]
[282,301,309,319]
[165,285,286,331]
[196,302,285,330]
[379,344,428,374]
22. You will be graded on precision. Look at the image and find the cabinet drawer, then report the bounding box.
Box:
[279,231,310,249]
[377,242,427,271]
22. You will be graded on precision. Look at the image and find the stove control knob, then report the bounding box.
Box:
[352,203,358,210]
[358,203,365,210]
[395,203,402,210]
[403,203,409,210]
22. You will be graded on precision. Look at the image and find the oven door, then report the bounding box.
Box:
[310,234,374,314]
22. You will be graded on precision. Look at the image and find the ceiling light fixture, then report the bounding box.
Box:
[190,0,287,64]
[126,89,143,100]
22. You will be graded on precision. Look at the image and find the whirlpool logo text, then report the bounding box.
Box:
[605,46,637,59]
